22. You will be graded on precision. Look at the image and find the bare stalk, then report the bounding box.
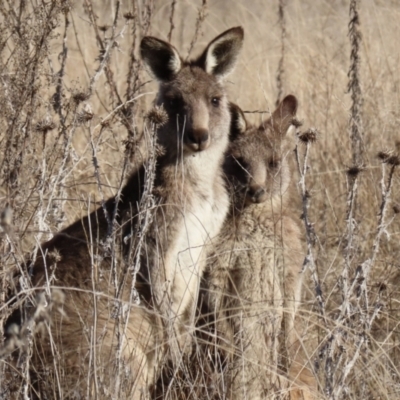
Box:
[113,119,158,395]
[167,0,177,43]
[187,0,208,59]
[348,0,364,166]
[295,136,326,323]
[276,0,286,106]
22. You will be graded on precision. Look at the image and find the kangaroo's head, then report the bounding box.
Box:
[140,28,244,158]
[225,95,298,208]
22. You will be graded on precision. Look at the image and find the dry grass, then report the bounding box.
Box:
[1,0,400,399]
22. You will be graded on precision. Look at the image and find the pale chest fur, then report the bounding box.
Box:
[150,149,229,320]
[167,175,229,303]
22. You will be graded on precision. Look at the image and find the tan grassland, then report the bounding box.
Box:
[1,1,400,399]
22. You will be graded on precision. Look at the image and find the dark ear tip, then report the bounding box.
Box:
[282,95,298,115]
[140,36,159,51]
[230,26,244,39]
[140,36,151,48]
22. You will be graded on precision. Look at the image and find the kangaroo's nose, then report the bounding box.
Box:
[187,129,210,151]
[247,185,266,203]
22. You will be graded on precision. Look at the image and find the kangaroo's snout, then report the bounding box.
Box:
[186,129,210,151]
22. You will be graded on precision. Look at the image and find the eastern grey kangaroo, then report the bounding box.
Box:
[3,27,244,399]
[199,96,316,399]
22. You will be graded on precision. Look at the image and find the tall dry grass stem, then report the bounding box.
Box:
[276,0,286,107]
[186,0,208,59]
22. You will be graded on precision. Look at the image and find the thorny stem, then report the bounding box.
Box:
[295,140,327,323]
[339,174,359,320]
[85,0,124,97]
[348,0,364,166]
[369,163,396,271]
[129,122,158,298]
[89,125,113,238]
[167,0,177,43]
[187,0,208,59]
[276,0,286,107]
[332,162,397,400]
[113,122,158,393]
[53,9,70,139]
[125,6,138,107]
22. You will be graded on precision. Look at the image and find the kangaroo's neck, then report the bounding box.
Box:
[157,137,227,200]
[230,193,292,229]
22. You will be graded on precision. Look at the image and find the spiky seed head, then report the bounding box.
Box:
[377,150,400,166]
[346,164,364,177]
[61,2,71,14]
[387,155,400,166]
[48,249,62,263]
[123,11,135,20]
[146,105,168,127]
[298,128,319,144]
[100,118,111,127]
[155,144,166,157]
[291,117,303,128]
[377,150,393,162]
[77,103,94,123]
[72,91,90,104]
[36,117,56,133]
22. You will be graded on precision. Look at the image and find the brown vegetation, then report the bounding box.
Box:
[1,1,400,399]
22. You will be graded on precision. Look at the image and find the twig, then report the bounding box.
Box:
[187,0,208,59]
[276,0,286,106]
[167,0,177,43]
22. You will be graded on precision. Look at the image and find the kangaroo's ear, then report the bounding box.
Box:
[229,102,247,141]
[198,27,244,81]
[140,37,182,82]
[269,95,298,137]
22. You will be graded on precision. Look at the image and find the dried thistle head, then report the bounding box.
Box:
[387,155,400,166]
[35,116,56,133]
[72,90,90,104]
[155,143,166,157]
[98,25,109,33]
[61,2,71,14]
[346,164,364,177]
[77,103,94,124]
[100,118,111,128]
[123,11,135,20]
[146,105,168,127]
[377,150,394,162]
[123,137,136,155]
[297,127,319,144]
[377,150,400,166]
[48,249,62,263]
[291,117,303,128]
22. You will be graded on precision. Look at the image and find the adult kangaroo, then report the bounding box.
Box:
[2,27,244,399]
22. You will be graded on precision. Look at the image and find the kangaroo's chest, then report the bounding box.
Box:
[211,210,285,304]
[170,184,229,278]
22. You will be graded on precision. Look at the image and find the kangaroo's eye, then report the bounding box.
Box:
[211,97,220,107]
